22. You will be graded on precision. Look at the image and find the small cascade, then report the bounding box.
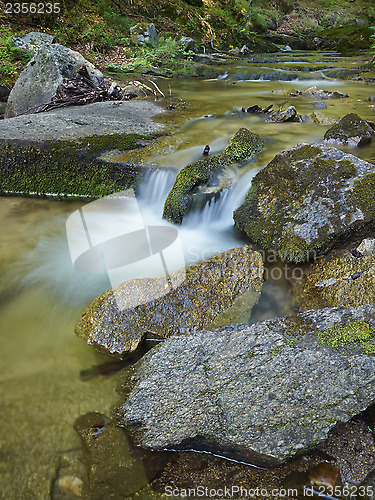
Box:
[183,168,259,229]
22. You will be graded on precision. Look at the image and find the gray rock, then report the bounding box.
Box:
[357,239,375,256]
[265,105,301,123]
[0,100,165,142]
[130,23,159,47]
[291,88,349,100]
[233,143,375,262]
[5,43,104,117]
[179,36,197,53]
[313,101,327,109]
[292,254,375,311]
[193,53,214,64]
[324,113,375,147]
[310,111,337,126]
[12,32,54,53]
[118,304,375,467]
[75,246,263,357]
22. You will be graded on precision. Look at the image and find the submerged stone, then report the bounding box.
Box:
[163,128,263,224]
[324,113,375,146]
[75,246,263,357]
[74,412,148,498]
[233,143,375,262]
[117,304,375,467]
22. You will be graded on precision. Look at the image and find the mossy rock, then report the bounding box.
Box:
[233,143,375,263]
[0,135,146,198]
[223,128,264,162]
[324,113,374,147]
[163,128,263,224]
[292,255,375,312]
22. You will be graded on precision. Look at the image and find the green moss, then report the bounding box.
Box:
[316,320,375,352]
[0,135,146,197]
[223,128,263,163]
[352,172,375,219]
[234,144,359,263]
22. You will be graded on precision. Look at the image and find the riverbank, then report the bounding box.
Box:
[1,0,375,84]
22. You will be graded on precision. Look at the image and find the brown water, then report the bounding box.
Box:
[1,51,375,498]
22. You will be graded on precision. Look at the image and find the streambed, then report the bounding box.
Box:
[1,50,375,498]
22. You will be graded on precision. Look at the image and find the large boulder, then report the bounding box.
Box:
[12,32,54,53]
[233,143,375,262]
[324,113,375,146]
[75,246,263,357]
[118,304,375,467]
[5,43,104,117]
[163,128,263,224]
[130,23,159,47]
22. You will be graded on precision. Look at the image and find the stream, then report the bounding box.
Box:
[1,50,375,498]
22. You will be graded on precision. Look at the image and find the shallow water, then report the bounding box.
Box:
[1,51,375,498]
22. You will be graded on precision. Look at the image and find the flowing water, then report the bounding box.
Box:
[1,51,375,498]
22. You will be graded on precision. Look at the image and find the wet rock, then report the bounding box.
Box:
[291,87,349,100]
[192,53,214,64]
[265,105,301,123]
[12,32,54,53]
[163,128,263,224]
[75,246,263,357]
[5,44,104,118]
[292,255,375,312]
[314,101,327,109]
[308,462,342,489]
[74,412,149,499]
[324,113,375,147]
[117,304,375,467]
[130,23,159,48]
[53,450,87,499]
[310,111,337,126]
[357,239,375,256]
[178,36,197,53]
[233,143,375,262]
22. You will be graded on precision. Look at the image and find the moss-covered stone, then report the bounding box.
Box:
[233,143,375,263]
[163,128,263,224]
[324,113,374,146]
[292,255,375,312]
[0,134,147,197]
[223,128,264,162]
[352,173,375,219]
